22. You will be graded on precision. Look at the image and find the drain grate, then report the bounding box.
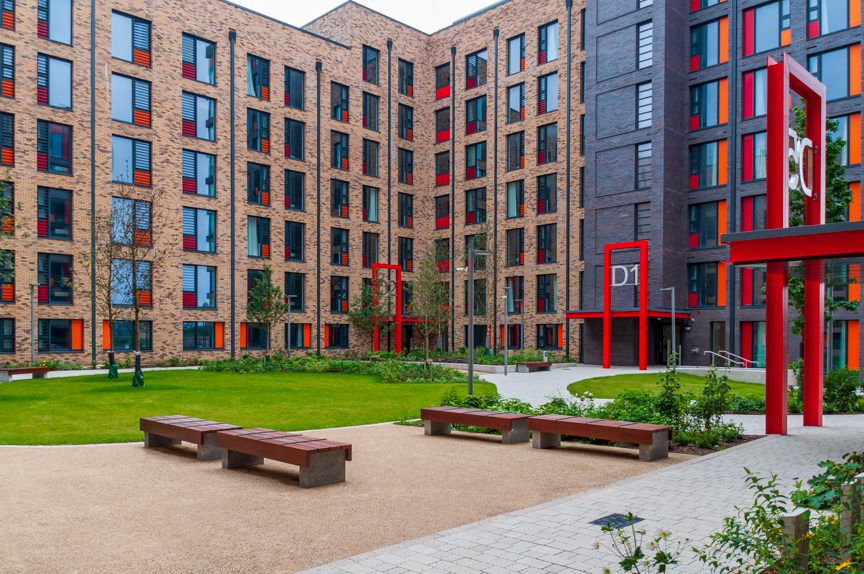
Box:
[590,513,644,529]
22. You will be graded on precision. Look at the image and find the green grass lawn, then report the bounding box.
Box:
[0,371,495,445]
[568,373,765,400]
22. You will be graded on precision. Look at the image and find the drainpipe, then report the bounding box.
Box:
[493,27,500,353]
[565,0,573,359]
[229,30,237,359]
[450,45,457,351]
[315,60,323,355]
[89,0,97,365]
[728,0,739,357]
[387,39,393,352]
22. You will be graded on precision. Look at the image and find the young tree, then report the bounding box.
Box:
[410,251,450,366]
[246,265,290,359]
[347,276,393,351]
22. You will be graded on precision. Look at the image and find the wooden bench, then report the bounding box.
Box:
[516,361,552,373]
[420,406,530,444]
[0,367,50,382]
[528,415,672,461]
[140,415,242,461]
[216,427,352,488]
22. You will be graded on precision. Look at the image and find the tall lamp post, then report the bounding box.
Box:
[515,298,525,351]
[661,286,676,365]
[285,294,297,353]
[30,283,40,367]
[459,246,491,395]
[502,285,511,376]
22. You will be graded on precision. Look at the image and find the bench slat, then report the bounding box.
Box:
[140,416,241,445]
[528,416,670,445]
[216,428,351,468]
[421,407,529,431]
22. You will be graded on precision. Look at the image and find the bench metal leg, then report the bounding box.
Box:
[531,431,561,449]
[196,433,223,461]
[299,450,347,488]
[32,372,47,379]
[639,432,669,462]
[423,420,451,436]
[144,432,181,448]
[222,450,264,469]
[502,419,530,444]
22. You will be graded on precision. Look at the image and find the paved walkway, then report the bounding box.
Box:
[305,415,864,574]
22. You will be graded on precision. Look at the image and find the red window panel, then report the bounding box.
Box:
[182,292,196,308]
[436,85,450,100]
[741,268,754,306]
[743,70,755,118]
[0,215,13,234]
[436,129,450,144]
[182,120,196,137]
[436,216,449,230]
[37,219,48,237]
[740,322,753,363]
[742,134,755,181]
[183,234,196,251]
[1,282,13,302]
[742,9,755,56]
[38,285,49,303]
[182,62,196,79]
[436,173,449,187]
[741,196,755,232]
[466,166,476,180]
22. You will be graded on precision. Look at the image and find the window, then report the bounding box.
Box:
[538,124,557,165]
[398,104,413,141]
[636,142,653,189]
[111,135,151,187]
[466,96,487,134]
[435,63,450,100]
[639,0,653,8]
[742,68,768,118]
[537,324,562,350]
[536,274,557,312]
[398,59,414,96]
[463,278,486,314]
[435,107,450,143]
[183,322,224,350]
[690,18,728,70]
[465,49,488,89]
[466,187,486,225]
[331,131,349,171]
[741,266,767,307]
[435,151,450,187]
[398,149,414,185]
[284,221,305,261]
[398,192,413,228]
[37,120,71,175]
[538,73,558,114]
[182,207,215,253]
[362,185,379,222]
[285,272,304,311]
[635,202,651,240]
[689,140,727,189]
[39,55,72,110]
[285,170,305,211]
[286,323,312,350]
[331,179,349,219]
[506,228,525,266]
[741,194,768,232]
[742,132,768,181]
[111,11,149,64]
[247,108,270,153]
[363,45,379,84]
[111,259,151,306]
[181,92,216,140]
[247,269,264,304]
[636,82,653,129]
[538,21,559,64]
[363,92,379,131]
[690,78,728,129]
[688,201,721,248]
[435,195,450,229]
[362,139,379,177]
[0,250,12,301]
[808,45,861,101]
[331,228,349,266]
[37,253,72,304]
[331,82,349,122]
[37,187,71,240]
[808,0,854,37]
[38,319,84,352]
[506,131,525,171]
[435,238,450,272]
[182,150,215,196]
[182,264,216,308]
[246,162,270,205]
[181,34,215,84]
[688,262,722,307]
[38,0,72,44]
[284,118,305,161]
[466,142,487,180]
[240,323,268,350]
[331,276,349,313]
[247,216,270,258]
[1,0,13,31]
[325,324,349,348]
[637,21,653,69]
[111,197,151,246]
[284,66,305,109]
[110,72,152,130]
[692,0,723,10]
[537,223,556,263]
[0,44,12,98]
[832,114,862,166]
[506,180,525,218]
[0,112,12,166]
[743,1,791,56]
[247,55,270,99]
[508,34,525,75]
[362,232,379,268]
[537,173,557,213]
[504,276,524,314]
[398,237,413,272]
[507,83,525,124]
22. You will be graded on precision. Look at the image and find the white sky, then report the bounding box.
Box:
[231,0,497,34]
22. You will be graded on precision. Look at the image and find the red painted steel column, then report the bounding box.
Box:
[639,244,649,371]
[394,267,403,354]
[603,245,612,369]
[372,268,380,352]
[766,261,789,435]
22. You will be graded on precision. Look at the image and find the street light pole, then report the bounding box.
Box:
[285,294,297,354]
[502,286,511,376]
[661,286,676,365]
[30,283,39,367]
[515,298,525,351]
[466,246,491,395]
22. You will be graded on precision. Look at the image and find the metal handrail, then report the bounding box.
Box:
[704,350,755,368]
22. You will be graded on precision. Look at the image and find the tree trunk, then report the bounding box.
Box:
[132,300,144,387]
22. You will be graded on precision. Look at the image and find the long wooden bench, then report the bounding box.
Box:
[420,406,530,444]
[0,366,50,382]
[528,415,672,461]
[216,427,352,488]
[140,415,242,460]
[516,361,551,373]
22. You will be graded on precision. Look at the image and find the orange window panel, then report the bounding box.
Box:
[851,44,862,96]
[848,320,860,370]
[324,325,330,348]
[780,28,792,47]
[214,322,224,349]
[239,323,247,348]
[851,0,861,28]
[717,140,728,186]
[849,265,861,302]
[102,320,112,350]
[718,18,729,63]
[718,78,729,124]
[849,182,861,221]
[717,200,727,243]
[849,113,861,165]
[717,262,728,307]
[303,324,311,348]
[71,319,84,350]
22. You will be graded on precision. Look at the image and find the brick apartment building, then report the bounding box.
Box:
[0,0,584,364]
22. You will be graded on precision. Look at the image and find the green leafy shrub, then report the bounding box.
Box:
[727,394,765,414]
[823,369,862,413]
[694,367,731,431]
[792,451,864,511]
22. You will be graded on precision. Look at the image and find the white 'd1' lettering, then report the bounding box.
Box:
[788,128,814,198]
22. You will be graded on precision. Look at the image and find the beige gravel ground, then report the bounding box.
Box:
[0,424,691,573]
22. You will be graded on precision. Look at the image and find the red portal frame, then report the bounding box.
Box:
[371,263,403,354]
[603,241,649,371]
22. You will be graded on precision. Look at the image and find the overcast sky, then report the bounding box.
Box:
[231,0,496,34]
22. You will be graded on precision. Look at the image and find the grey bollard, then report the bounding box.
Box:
[782,510,809,570]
